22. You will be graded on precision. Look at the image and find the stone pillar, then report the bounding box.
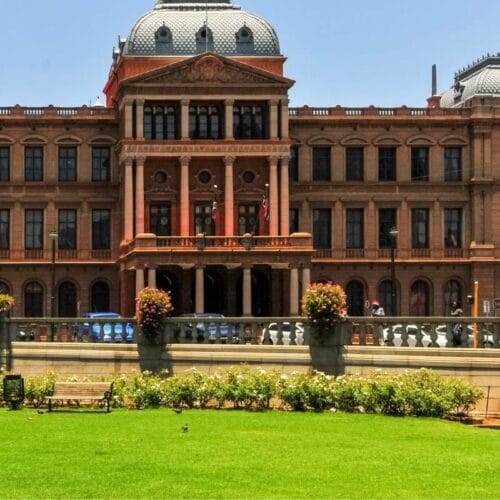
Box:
[195,266,205,314]
[280,99,289,139]
[124,99,134,139]
[280,156,290,236]
[148,267,157,289]
[224,156,235,236]
[180,156,191,236]
[181,100,190,140]
[268,156,279,236]
[290,266,300,316]
[135,268,145,296]
[124,159,134,242]
[225,99,234,140]
[243,267,252,316]
[136,99,145,140]
[269,99,279,140]
[135,157,145,235]
[302,267,311,299]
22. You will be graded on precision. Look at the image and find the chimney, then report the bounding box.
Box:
[427,64,441,108]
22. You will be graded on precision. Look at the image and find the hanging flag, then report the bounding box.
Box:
[261,193,269,222]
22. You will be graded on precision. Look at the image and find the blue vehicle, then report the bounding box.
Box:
[176,313,238,343]
[81,312,135,343]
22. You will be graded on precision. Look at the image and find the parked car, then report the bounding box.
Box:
[174,313,238,343]
[262,322,304,345]
[81,312,134,342]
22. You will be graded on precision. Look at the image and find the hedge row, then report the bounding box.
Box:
[0,368,482,418]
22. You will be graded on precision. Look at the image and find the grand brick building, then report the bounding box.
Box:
[1,0,499,318]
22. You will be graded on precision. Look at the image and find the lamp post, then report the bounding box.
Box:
[49,229,59,341]
[389,226,398,316]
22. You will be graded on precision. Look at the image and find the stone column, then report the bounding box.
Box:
[224,156,235,236]
[148,267,157,289]
[135,157,145,235]
[243,267,252,316]
[136,99,145,140]
[289,266,300,316]
[124,99,134,139]
[181,100,190,140]
[268,156,279,236]
[280,99,289,139]
[180,156,191,236]
[124,159,134,242]
[195,266,205,314]
[225,99,234,140]
[280,156,290,236]
[302,267,311,298]
[135,268,145,296]
[269,99,279,140]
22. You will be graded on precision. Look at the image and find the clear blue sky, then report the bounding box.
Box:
[2,0,500,107]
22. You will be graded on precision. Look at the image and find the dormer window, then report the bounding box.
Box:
[155,24,173,55]
[235,25,254,54]
[196,25,214,53]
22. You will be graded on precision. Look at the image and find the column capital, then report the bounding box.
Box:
[268,156,280,166]
[224,155,236,166]
[281,98,290,106]
[135,156,146,166]
[181,99,190,106]
[135,98,145,106]
[280,155,291,164]
[225,98,235,105]
[179,156,192,166]
[123,158,134,168]
[269,99,280,106]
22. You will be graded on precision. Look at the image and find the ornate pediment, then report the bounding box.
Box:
[123,53,294,88]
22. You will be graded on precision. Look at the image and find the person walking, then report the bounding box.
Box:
[450,301,464,346]
[371,300,385,317]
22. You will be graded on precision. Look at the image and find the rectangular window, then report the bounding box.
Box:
[378,147,397,181]
[92,209,111,250]
[289,208,299,234]
[444,208,462,248]
[0,209,9,250]
[313,208,332,249]
[25,146,43,181]
[195,203,215,236]
[189,103,223,140]
[233,103,267,140]
[346,208,364,248]
[412,208,429,248]
[58,209,77,250]
[289,145,299,182]
[379,208,397,248]
[312,147,331,182]
[92,147,111,182]
[59,146,77,182]
[411,147,429,181]
[0,147,10,181]
[150,205,171,236]
[346,147,364,181]
[144,103,179,141]
[25,209,43,249]
[444,147,462,181]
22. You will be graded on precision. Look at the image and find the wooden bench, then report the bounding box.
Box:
[46,382,114,413]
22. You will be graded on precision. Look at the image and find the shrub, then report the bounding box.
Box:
[123,371,168,409]
[24,372,57,408]
[0,293,15,314]
[278,372,311,411]
[135,287,174,342]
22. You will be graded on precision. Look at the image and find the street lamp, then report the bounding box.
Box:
[389,226,399,316]
[49,229,59,341]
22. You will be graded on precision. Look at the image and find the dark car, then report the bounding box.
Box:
[175,313,238,343]
[81,312,135,342]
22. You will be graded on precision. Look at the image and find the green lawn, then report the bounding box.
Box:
[0,409,498,499]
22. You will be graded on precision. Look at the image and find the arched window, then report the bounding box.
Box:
[24,281,44,317]
[235,25,255,54]
[91,281,110,312]
[155,24,173,55]
[196,26,214,52]
[410,280,430,317]
[0,281,10,294]
[144,103,178,140]
[378,280,396,316]
[444,280,462,315]
[346,281,365,316]
[58,282,77,317]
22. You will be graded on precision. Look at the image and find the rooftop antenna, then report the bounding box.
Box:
[432,64,437,96]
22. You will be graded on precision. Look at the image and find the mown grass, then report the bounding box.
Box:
[0,409,498,499]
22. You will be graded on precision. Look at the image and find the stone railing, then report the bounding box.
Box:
[288,106,467,118]
[0,105,116,118]
[314,248,470,260]
[0,249,118,262]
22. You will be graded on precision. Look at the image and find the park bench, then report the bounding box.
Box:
[46,382,114,413]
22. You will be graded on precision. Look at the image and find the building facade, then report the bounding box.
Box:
[1,0,499,318]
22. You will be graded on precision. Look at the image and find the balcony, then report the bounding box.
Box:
[0,105,116,119]
[314,248,471,261]
[288,106,467,118]
[0,249,117,262]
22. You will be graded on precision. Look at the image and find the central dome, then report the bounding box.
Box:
[123,0,281,57]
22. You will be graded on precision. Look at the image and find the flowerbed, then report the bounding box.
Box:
[1,368,482,418]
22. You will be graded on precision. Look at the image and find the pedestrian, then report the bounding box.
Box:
[450,301,464,346]
[371,300,385,317]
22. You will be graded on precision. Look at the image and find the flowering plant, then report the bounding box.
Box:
[0,293,15,314]
[135,288,174,342]
[302,282,347,338]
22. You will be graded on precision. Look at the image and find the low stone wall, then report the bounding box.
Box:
[6,342,500,417]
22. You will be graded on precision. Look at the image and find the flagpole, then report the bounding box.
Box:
[205,2,209,53]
